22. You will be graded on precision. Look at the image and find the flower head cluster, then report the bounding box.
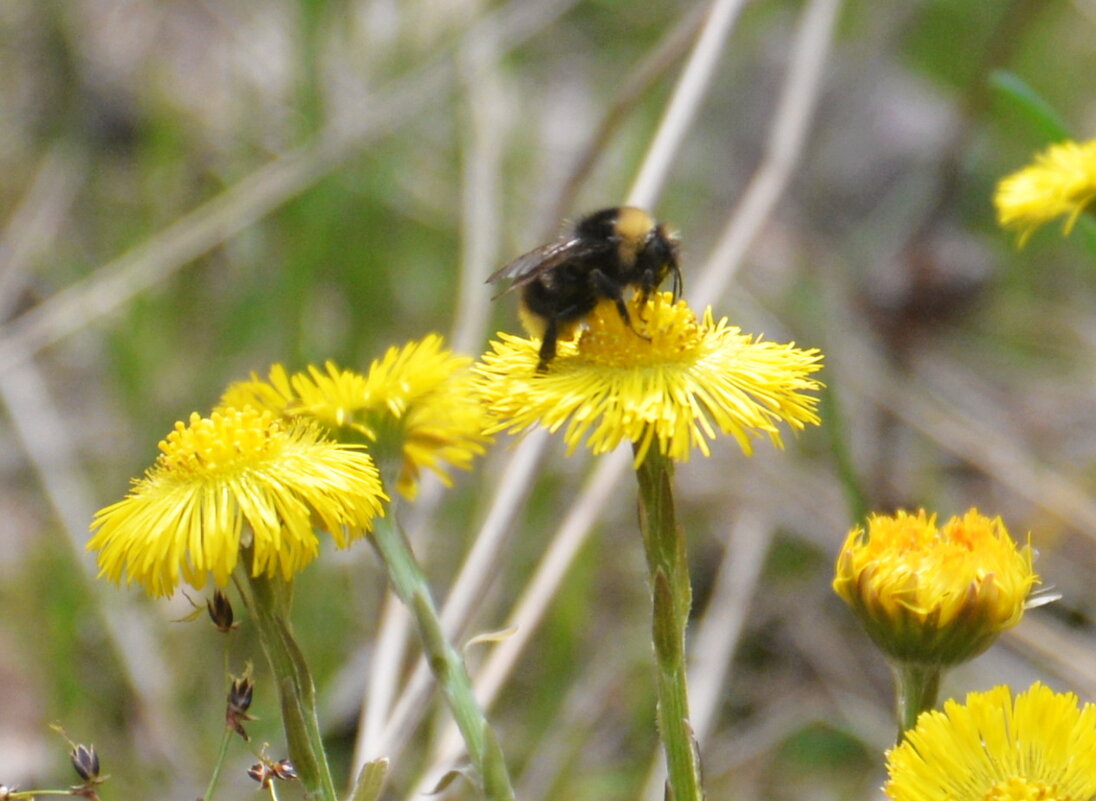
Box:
[88,407,386,597]
[833,509,1039,666]
[994,138,1096,245]
[475,292,823,464]
[220,335,491,498]
[885,683,1096,801]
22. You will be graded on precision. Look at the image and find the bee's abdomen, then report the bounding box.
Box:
[521,273,600,324]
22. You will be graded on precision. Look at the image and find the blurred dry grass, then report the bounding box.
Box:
[2,0,1096,799]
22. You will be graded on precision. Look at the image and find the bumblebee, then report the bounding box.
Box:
[488,206,682,371]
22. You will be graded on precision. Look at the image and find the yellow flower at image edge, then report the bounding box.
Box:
[88,407,387,597]
[833,509,1038,666]
[220,335,491,499]
[995,138,1096,245]
[885,683,1096,801]
[475,292,823,464]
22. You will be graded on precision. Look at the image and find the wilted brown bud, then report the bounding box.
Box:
[247,761,273,788]
[247,757,295,789]
[270,759,296,782]
[229,675,254,714]
[70,743,100,783]
[207,590,236,633]
[226,674,257,741]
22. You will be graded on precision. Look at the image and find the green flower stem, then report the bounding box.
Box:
[241,566,338,801]
[635,447,704,801]
[368,513,516,801]
[202,724,234,801]
[893,662,941,741]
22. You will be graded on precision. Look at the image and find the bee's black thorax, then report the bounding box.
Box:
[520,249,611,324]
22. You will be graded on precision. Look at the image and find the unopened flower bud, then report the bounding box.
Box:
[833,509,1039,666]
[226,673,256,741]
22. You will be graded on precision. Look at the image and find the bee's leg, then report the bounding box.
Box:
[590,269,651,342]
[536,318,560,373]
[634,271,653,310]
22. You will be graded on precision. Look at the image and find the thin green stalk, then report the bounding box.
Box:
[635,447,704,801]
[202,725,234,801]
[240,565,338,801]
[368,513,516,801]
[893,662,941,741]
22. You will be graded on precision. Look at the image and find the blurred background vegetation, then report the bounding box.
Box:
[2,0,1096,799]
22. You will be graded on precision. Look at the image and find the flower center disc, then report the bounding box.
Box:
[983,777,1058,801]
[158,408,281,476]
[578,293,701,368]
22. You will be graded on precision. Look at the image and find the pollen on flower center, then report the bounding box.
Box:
[89,404,387,597]
[983,777,1057,801]
[578,292,701,368]
[158,408,282,475]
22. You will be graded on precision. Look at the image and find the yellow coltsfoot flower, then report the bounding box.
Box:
[475,292,823,464]
[220,335,491,499]
[884,683,1096,801]
[833,509,1039,666]
[995,138,1096,245]
[88,407,386,597]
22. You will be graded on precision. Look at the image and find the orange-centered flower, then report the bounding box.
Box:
[476,292,823,464]
[220,335,491,499]
[88,407,386,597]
[833,509,1039,665]
[885,683,1096,801]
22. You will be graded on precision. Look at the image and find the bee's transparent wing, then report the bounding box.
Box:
[487,237,598,299]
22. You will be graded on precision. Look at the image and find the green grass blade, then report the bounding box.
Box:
[989,70,1073,142]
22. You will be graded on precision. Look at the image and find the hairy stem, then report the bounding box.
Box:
[894,662,941,742]
[369,513,516,801]
[241,566,338,801]
[635,447,704,801]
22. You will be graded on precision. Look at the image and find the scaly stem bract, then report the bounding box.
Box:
[635,447,704,801]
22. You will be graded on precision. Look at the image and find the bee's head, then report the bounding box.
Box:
[641,222,682,299]
[584,206,682,297]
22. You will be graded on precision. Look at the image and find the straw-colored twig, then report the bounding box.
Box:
[353,430,548,771]
[548,1,711,223]
[0,361,196,781]
[854,342,1096,538]
[355,593,414,767]
[451,27,508,357]
[414,0,839,787]
[627,0,753,209]
[0,0,578,374]
[352,23,510,774]
[413,447,632,795]
[400,0,841,789]
[690,0,844,307]
[0,147,82,320]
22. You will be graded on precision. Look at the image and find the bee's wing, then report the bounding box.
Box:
[487,237,602,299]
